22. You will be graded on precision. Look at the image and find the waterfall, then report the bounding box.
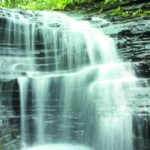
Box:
[0,9,137,150]
[18,77,28,146]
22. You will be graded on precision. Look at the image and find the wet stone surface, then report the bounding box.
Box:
[90,16,150,78]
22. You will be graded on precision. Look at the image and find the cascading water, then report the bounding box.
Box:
[0,9,138,150]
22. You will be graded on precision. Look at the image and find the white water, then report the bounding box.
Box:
[18,77,29,146]
[24,144,92,150]
[3,11,136,150]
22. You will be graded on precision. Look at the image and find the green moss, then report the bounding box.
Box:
[132,9,150,17]
[111,7,150,18]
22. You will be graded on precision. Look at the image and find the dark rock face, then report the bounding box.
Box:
[0,79,20,150]
[100,18,150,77]
[91,16,150,77]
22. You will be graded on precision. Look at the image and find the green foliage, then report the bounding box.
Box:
[0,0,123,10]
[104,0,122,4]
[112,7,150,18]
[0,0,150,17]
[132,9,150,17]
[0,0,87,10]
[112,7,129,17]
[0,0,89,10]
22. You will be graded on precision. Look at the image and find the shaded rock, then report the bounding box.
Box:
[118,29,134,38]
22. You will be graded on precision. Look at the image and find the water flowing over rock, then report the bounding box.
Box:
[0,7,150,150]
[90,12,150,150]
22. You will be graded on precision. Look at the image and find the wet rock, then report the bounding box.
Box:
[118,29,134,38]
[97,17,150,77]
[134,62,150,78]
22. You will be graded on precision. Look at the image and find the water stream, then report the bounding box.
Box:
[0,9,139,150]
